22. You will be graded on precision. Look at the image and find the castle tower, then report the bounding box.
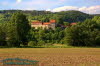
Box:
[50,19,56,30]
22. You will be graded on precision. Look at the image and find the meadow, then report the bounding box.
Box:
[0,48,100,66]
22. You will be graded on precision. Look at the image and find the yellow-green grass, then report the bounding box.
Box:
[0,48,100,66]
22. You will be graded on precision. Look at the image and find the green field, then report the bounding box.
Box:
[0,48,100,66]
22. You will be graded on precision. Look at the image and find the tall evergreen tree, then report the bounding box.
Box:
[7,12,30,46]
[0,24,6,46]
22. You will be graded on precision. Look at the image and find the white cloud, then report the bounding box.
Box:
[16,0,22,3]
[52,6,78,12]
[79,5,100,14]
[51,5,100,14]
[46,9,51,11]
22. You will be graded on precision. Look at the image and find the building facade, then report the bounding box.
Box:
[31,20,56,30]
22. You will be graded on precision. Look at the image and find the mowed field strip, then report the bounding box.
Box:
[0,48,100,66]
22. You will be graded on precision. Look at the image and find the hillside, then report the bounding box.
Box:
[28,10,94,24]
[56,10,93,22]
[0,10,97,24]
[92,14,100,16]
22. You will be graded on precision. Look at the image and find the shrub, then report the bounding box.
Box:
[28,41,36,46]
[37,40,45,46]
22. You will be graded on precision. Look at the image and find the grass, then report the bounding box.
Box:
[0,48,100,66]
[1,44,100,48]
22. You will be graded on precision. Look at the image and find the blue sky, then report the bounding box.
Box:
[0,0,100,14]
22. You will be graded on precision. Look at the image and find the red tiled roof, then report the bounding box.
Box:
[70,23,77,25]
[50,20,56,23]
[31,19,56,25]
[43,22,50,25]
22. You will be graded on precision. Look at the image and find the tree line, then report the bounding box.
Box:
[0,11,100,47]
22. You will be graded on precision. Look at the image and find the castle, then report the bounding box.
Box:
[31,20,56,30]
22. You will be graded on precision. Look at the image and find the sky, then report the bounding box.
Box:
[0,0,100,14]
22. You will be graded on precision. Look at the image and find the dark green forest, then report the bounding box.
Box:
[0,10,100,47]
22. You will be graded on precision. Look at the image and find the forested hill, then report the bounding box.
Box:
[54,10,93,23]
[0,10,98,24]
[93,14,100,16]
[0,10,52,16]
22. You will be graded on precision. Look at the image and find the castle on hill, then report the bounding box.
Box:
[31,20,56,30]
